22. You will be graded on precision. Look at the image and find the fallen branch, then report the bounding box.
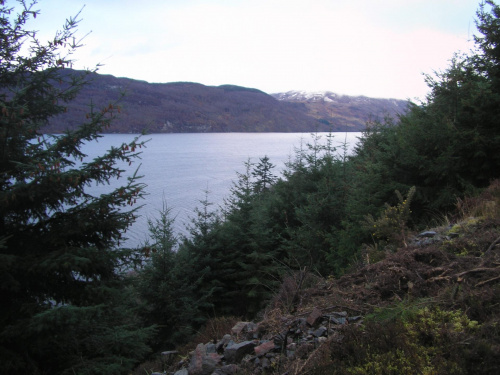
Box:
[426,275,451,283]
[455,267,500,278]
[484,235,500,255]
[475,275,500,287]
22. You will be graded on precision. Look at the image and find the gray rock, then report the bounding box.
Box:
[312,326,327,337]
[216,334,233,352]
[419,231,437,238]
[173,369,188,375]
[224,340,256,364]
[332,311,347,317]
[212,364,239,374]
[260,357,270,369]
[347,316,363,323]
[206,343,217,354]
[231,321,250,335]
[188,343,220,375]
[329,316,347,325]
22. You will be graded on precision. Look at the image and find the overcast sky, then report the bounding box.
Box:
[24,0,482,100]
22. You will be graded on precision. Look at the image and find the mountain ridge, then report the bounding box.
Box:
[44,70,408,133]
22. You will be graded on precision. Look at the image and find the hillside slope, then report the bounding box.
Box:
[272,90,409,131]
[44,71,408,133]
[135,181,500,375]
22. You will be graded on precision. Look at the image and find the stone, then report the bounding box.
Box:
[244,322,259,339]
[161,350,179,356]
[216,334,233,352]
[332,311,348,317]
[173,369,188,375]
[347,316,363,323]
[188,343,220,375]
[419,231,437,238]
[217,364,239,374]
[224,340,256,364]
[231,321,251,335]
[206,343,217,354]
[306,307,323,326]
[312,326,327,337]
[254,340,275,356]
[329,316,347,325]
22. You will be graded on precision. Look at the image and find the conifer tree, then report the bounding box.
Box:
[137,202,204,349]
[252,155,277,194]
[0,2,152,373]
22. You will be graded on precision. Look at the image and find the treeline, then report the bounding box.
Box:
[136,0,500,351]
[1,1,500,374]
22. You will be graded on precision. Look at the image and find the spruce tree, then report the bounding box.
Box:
[0,2,152,373]
[137,202,206,349]
[252,155,277,194]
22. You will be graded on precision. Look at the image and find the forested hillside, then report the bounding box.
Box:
[1,1,500,374]
[42,71,407,134]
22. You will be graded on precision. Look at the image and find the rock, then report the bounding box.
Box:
[306,307,323,326]
[231,321,251,335]
[329,316,347,325]
[212,364,240,374]
[162,350,179,356]
[188,343,221,375]
[312,326,327,337]
[347,316,363,323]
[244,322,259,339]
[231,321,259,340]
[177,308,363,374]
[254,340,275,356]
[224,340,256,364]
[206,343,216,354]
[216,334,233,352]
[332,311,348,317]
[419,231,437,238]
[260,357,270,369]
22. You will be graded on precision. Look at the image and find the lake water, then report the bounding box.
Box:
[82,132,361,247]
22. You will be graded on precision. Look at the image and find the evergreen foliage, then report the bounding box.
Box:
[136,202,204,349]
[0,2,153,373]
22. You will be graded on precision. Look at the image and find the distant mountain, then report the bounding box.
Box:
[44,71,408,133]
[272,91,409,131]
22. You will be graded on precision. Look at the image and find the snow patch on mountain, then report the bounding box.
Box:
[271,91,408,110]
[272,90,341,102]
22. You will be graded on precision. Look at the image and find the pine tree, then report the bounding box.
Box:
[252,155,277,194]
[137,202,205,349]
[0,2,152,373]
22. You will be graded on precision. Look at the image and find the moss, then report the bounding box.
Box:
[447,217,481,237]
[325,307,479,375]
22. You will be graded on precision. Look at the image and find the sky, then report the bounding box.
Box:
[21,0,484,100]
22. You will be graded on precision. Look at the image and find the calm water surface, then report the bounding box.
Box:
[82,132,361,247]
